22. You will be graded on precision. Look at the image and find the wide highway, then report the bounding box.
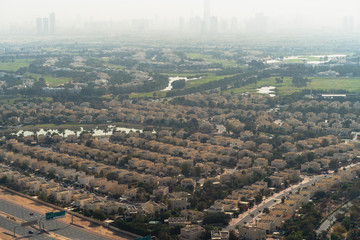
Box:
[0,198,111,240]
[0,212,54,240]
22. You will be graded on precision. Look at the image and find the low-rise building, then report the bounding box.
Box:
[180,225,205,240]
[51,188,72,203]
[301,162,321,172]
[144,201,167,215]
[180,178,196,190]
[211,230,229,240]
[169,197,188,210]
[256,219,276,233]
[271,159,286,169]
[238,226,266,240]
[165,217,190,226]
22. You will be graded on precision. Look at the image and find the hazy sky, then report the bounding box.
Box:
[1,0,359,30]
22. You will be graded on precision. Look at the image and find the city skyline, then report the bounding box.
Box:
[1,0,360,34]
[35,13,55,34]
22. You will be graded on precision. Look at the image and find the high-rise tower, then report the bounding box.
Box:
[204,0,211,23]
[203,0,211,33]
[49,13,55,34]
[36,18,43,34]
[43,18,49,34]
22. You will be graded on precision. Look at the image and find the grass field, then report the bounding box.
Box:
[224,77,360,96]
[0,97,23,104]
[0,96,52,104]
[310,77,360,92]
[187,53,237,68]
[0,59,33,72]
[185,74,236,88]
[162,73,202,77]
[129,74,236,99]
[25,73,72,87]
[282,59,305,64]
[281,56,328,64]
[129,91,167,99]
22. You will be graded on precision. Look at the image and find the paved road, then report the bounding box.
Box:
[225,174,324,230]
[0,198,109,240]
[0,213,54,239]
[316,196,360,234]
[226,162,360,231]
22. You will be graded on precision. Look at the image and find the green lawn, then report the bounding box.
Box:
[0,97,23,104]
[304,56,322,61]
[281,56,329,64]
[187,53,237,68]
[224,77,360,96]
[222,77,290,95]
[24,123,59,128]
[282,59,305,64]
[186,74,236,88]
[0,96,52,104]
[310,77,360,92]
[129,74,236,99]
[0,59,33,72]
[25,73,72,87]
[129,91,167,99]
[128,76,360,98]
[162,73,202,77]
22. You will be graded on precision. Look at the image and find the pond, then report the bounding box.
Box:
[15,125,146,138]
[161,76,201,91]
[257,86,276,97]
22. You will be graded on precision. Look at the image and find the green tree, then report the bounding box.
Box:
[171,80,186,89]
[106,172,119,181]
[263,207,270,214]
[194,166,201,177]
[255,194,263,204]
[292,76,309,88]
[0,176,7,184]
[181,163,192,177]
[93,209,107,221]
[203,212,231,225]
[286,231,303,240]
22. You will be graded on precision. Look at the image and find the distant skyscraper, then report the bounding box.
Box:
[210,16,218,34]
[204,0,211,22]
[203,0,211,33]
[36,18,43,34]
[43,18,49,34]
[49,13,55,34]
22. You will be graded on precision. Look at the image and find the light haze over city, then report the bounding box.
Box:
[1,0,360,35]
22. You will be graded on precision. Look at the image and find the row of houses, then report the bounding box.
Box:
[0,145,128,195]
[237,163,360,240]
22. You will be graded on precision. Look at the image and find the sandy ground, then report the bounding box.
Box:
[0,227,16,240]
[0,189,131,240]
